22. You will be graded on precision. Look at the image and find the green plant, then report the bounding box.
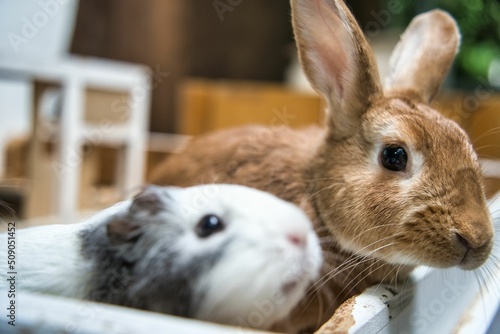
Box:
[385,0,500,87]
[439,0,500,82]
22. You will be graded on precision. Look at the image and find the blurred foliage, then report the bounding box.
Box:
[385,0,500,88]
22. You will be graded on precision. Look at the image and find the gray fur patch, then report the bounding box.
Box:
[79,216,228,318]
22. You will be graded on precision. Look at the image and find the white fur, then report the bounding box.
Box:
[186,185,323,328]
[0,201,130,298]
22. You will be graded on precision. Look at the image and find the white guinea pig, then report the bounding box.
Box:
[0,184,322,330]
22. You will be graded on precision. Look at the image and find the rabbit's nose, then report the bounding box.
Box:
[455,228,491,250]
[456,233,470,249]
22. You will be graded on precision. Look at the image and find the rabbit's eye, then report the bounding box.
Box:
[381,146,408,172]
[196,214,225,238]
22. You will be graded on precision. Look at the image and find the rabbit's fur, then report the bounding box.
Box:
[150,0,494,331]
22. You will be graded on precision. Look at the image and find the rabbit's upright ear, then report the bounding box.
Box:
[292,0,382,140]
[386,10,460,103]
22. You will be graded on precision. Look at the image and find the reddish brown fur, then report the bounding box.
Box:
[150,0,493,331]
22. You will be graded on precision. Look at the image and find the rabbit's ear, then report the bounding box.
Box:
[386,10,460,103]
[292,0,382,140]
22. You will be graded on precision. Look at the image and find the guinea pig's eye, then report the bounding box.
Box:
[195,214,225,238]
[380,145,408,172]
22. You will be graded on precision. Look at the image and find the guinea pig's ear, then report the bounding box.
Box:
[385,10,460,103]
[291,0,382,140]
[106,218,143,245]
[130,185,166,214]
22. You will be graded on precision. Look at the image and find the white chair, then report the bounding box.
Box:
[0,1,151,220]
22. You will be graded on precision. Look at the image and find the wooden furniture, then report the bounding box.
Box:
[177,79,325,135]
[0,56,151,220]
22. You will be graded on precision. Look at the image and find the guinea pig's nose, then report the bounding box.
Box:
[287,232,307,248]
[131,185,164,214]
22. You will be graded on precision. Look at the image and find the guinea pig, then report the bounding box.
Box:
[0,184,322,330]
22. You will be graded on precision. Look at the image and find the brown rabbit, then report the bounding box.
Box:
[150,0,494,331]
